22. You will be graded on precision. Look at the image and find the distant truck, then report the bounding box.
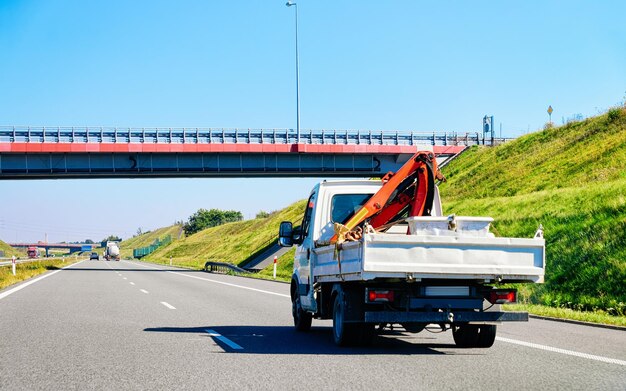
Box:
[278,151,545,347]
[27,246,39,258]
[104,242,120,261]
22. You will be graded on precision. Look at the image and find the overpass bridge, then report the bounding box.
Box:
[9,242,97,257]
[0,126,511,179]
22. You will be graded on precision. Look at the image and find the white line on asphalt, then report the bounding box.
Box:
[123,277,127,280]
[160,302,176,310]
[130,282,135,285]
[131,261,290,299]
[0,261,85,301]
[496,337,626,366]
[205,329,243,350]
[140,289,149,294]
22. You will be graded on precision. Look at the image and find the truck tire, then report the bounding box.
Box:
[476,325,497,348]
[452,324,497,348]
[333,292,355,346]
[292,294,312,332]
[332,290,375,347]
[452,324,479,348]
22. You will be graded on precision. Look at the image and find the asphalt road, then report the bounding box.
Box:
[0,260,624,390]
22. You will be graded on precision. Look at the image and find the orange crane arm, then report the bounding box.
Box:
[331,151,439,242]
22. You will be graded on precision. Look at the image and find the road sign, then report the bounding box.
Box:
[547,105,553,115]
[483,116,491,132]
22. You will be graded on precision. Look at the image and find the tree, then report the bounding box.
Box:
[101,235,122,247]
[256,211,270,219]
[183,208,243,236]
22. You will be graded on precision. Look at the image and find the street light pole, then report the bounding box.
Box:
[286,1,300,144]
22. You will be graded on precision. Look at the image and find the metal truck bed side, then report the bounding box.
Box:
[313,233,544,283]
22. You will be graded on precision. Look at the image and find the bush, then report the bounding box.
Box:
[183,208,243,236]
[607,107,624,123]
[256,211,270,219]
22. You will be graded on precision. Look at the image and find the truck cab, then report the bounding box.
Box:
[281,180,381,309]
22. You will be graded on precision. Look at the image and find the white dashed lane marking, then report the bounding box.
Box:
[205,329,243,350]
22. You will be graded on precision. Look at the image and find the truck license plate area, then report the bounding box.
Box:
[424,286,470,296]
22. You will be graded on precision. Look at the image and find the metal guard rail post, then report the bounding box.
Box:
[204,261,250,274]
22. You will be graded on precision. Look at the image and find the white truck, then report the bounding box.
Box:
[104,241,121,261]
[278,152,544,347]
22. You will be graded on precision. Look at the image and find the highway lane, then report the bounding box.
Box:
[0,259,624,390]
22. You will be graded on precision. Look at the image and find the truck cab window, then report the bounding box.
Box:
[301,194,315,239]
[331,194,372,224]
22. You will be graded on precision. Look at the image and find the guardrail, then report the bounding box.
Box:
[0,126,512,147]
[0,256,83,267]
[204,261,250,275]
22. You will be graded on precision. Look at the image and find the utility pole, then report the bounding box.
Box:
[286,1,301,144]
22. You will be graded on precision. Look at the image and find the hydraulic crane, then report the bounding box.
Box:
[331,150,442,243]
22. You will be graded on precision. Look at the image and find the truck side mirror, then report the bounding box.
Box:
[278,221,294,247]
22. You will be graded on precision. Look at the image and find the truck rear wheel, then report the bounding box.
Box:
[332,292,354,346]
[292,294,312,332]
[476,325,497,348]
[452,324,497,348]
[332,292,374,346]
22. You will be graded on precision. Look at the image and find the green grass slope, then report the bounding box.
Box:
[439,108,626,315]
[143,200,306,269]
[0,240,25,258]
[120,225,183,259]
[442,110,626,199]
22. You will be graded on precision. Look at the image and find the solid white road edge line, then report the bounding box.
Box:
[205,329,243,350]
[0,260,86,301]
[496,337,626,366]
[140,289,149,294]
[160,301,176,310]
[130,261,290,299]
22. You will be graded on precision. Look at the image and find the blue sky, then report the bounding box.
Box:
[1,1,625,243]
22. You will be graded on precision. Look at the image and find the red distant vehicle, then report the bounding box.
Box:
[27,246,39,258]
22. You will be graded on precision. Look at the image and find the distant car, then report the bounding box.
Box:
[90,252,99,260]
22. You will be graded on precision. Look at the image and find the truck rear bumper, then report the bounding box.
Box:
[364,311,528,324]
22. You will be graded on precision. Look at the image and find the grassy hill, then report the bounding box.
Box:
[439,107,626,315]
[442,108,626,198]
[0,240,24,258]
[143,200,306,269]
[120,225,184,259]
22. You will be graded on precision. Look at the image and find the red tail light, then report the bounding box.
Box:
[487,290,516,304]
[367,289,394,303]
